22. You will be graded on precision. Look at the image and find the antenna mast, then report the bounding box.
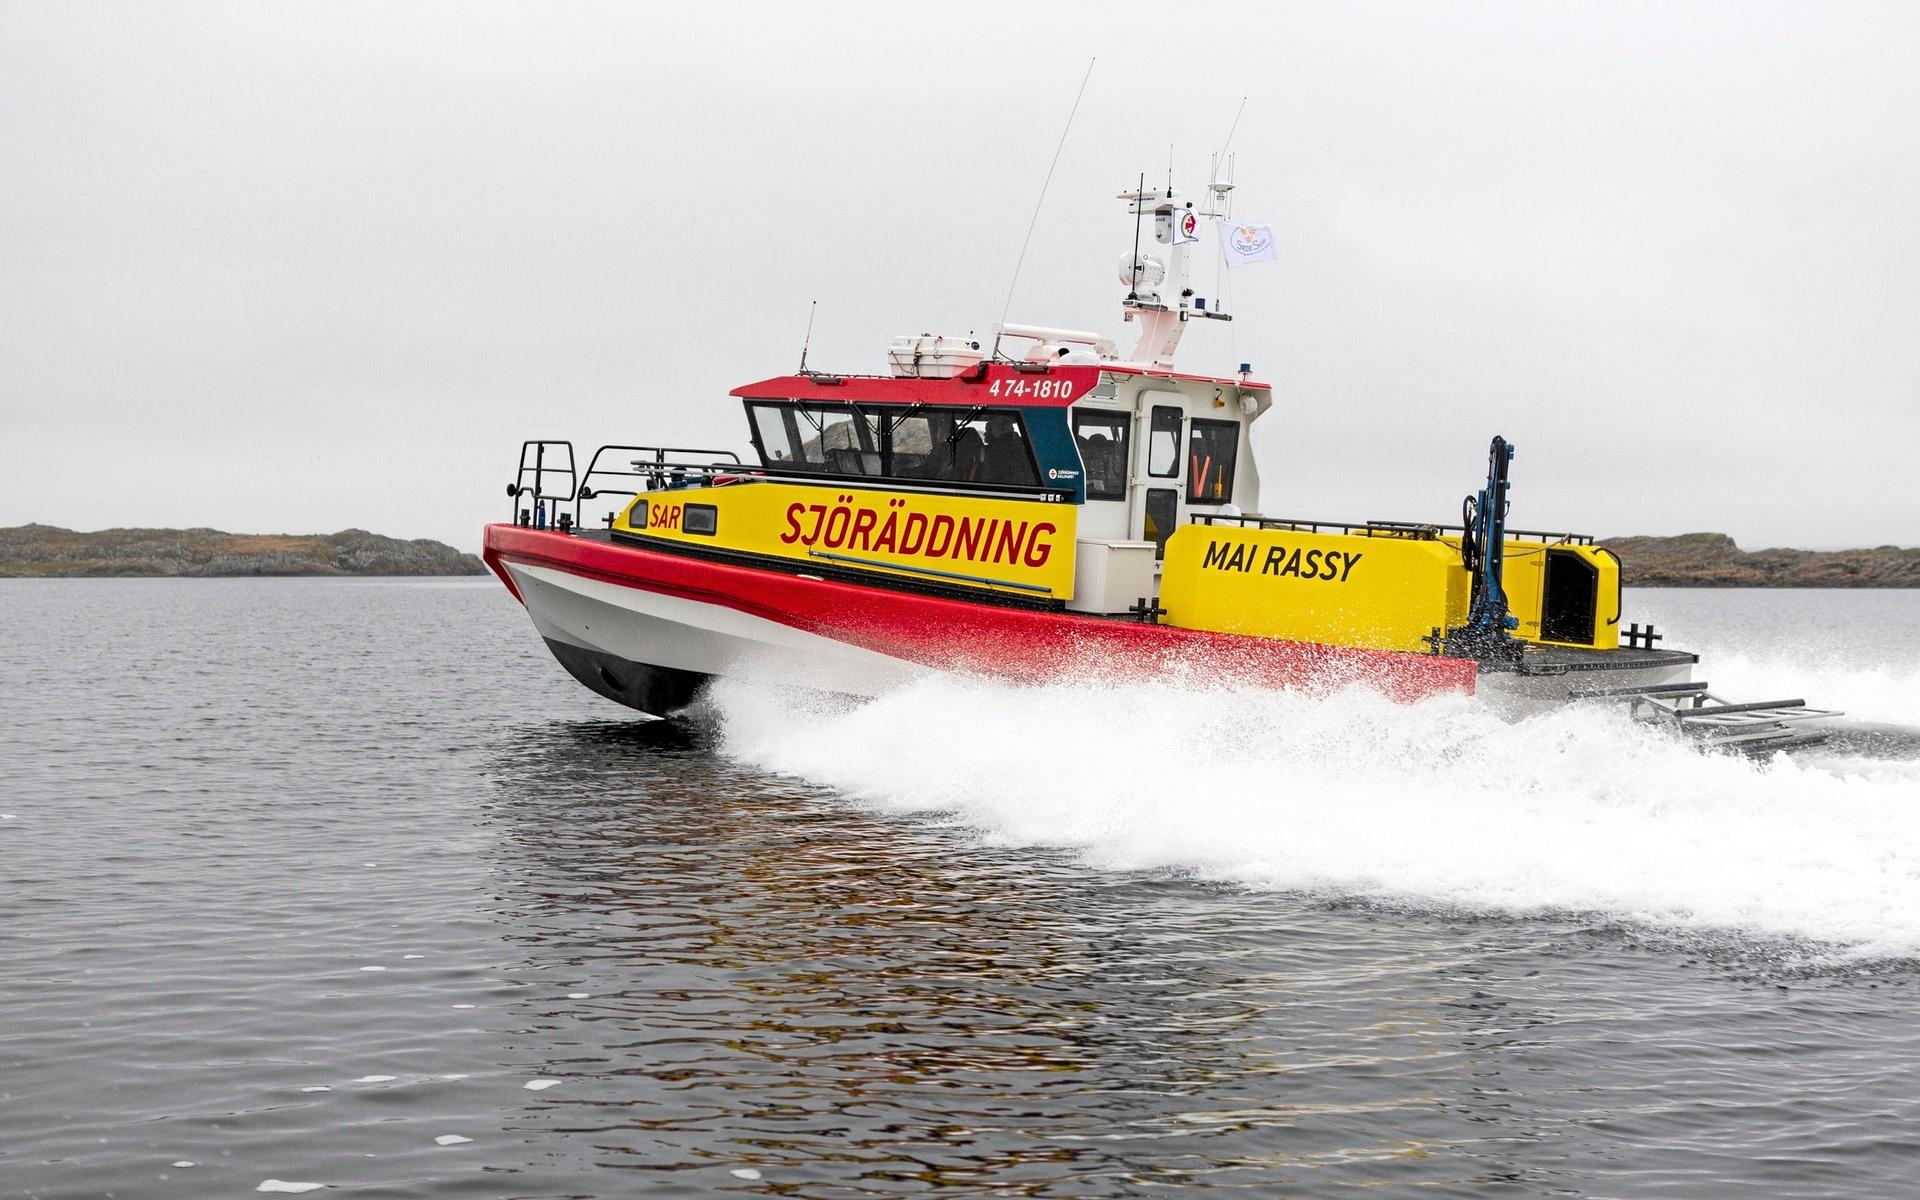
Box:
[1201,96,1247,220]
[1215,96,1247,166]
[797,300,817,374]
[1127,171,1145,298]
[993,57,1096,361]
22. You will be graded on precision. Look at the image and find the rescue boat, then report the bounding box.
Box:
[484,179,1835,753]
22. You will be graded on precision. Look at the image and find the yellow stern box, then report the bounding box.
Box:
[1161,525,1470,653]
[1491,541,1620,650]
[617,480,1079,600]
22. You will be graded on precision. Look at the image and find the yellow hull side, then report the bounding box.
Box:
[616,481,1079,600]
[1160,526,1470,653]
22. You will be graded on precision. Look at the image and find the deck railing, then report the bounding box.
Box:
[1192,513,1594,545]
[508,441,1073,533]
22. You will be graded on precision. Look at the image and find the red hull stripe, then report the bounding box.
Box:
[483,524,1477,701]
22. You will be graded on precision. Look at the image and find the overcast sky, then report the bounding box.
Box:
[4,1,1916,552]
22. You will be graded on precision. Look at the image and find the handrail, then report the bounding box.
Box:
[509,441,577,528]
[527,442,1076,533]
[577,444,742,515]
[587,457,1071,503]
[737,464,1071,501]
[1193,512,1593,545]
[567,444,750,528]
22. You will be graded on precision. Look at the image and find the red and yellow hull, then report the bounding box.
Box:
[484,524,1479,716]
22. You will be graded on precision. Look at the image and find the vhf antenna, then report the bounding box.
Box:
[797,299,817,374]
[993,56,1096,362]
[1128,171,1145,299]
[1214,96,1247,169]
[1203,96,1248,220]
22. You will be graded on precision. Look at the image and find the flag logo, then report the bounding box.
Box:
[1219,221,1277,268]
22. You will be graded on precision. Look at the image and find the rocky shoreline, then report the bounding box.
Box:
[2,524,1911,586]
[0,524,484,577]
[1603,532,1920,588]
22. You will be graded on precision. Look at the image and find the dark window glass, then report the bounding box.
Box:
[1186,419,1239,505]
[1144,488,1179,559]
[747,401,1035,489]
[683,504,718,536]
[891,408,1035,487]
[976,411,1037,487]
[885,413,938,479]
[898,410,980,482]
[1147,406,1182,478]
[1072,408,1130,500]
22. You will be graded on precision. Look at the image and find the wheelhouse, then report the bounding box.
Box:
[731,361,1274,559]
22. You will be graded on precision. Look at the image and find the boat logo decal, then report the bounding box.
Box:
[646,502,684,531]
[1202,537,1361,582]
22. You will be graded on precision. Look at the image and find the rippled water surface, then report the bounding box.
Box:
[3,579,1918,1198]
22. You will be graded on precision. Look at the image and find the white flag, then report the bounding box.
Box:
[1218,221,1277,269]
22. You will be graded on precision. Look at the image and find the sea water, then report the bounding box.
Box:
[2,578,1916,1197]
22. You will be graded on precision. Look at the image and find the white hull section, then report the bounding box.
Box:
[504,557,1836,750]
[508,561,1701,717]
[503,561,931,698]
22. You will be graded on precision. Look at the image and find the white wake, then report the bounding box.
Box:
[712,661,1920,959]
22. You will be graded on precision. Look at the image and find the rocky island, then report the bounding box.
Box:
[0,524,484,577]
[1603,532,1920,587]
[3,525,1912,586]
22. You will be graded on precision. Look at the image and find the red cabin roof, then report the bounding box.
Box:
[730,363,1270,408]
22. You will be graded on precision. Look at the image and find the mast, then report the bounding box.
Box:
[1116,178,1231,368]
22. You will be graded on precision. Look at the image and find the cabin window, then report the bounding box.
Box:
[1186,419,1239,505]
[886,414,943,479]
[1147,406,1183,478]
[745,400,1036,488]
[746,401,827,470]
[682,504,718,536]
[748,403,801,468]
[971,411,1037,487]
[1071,408,1129,500]
[1144,488,1179,559]
[890,408,1036,487]
[811,407,882,476]
[750,403,883,475]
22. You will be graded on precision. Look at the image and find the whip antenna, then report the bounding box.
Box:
[1128,171,1145,298]
[797,299,817,373]
[994,57,1096,359]
[1213,96,1247,170]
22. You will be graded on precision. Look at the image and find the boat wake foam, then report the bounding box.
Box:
[710,663,1920,961]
